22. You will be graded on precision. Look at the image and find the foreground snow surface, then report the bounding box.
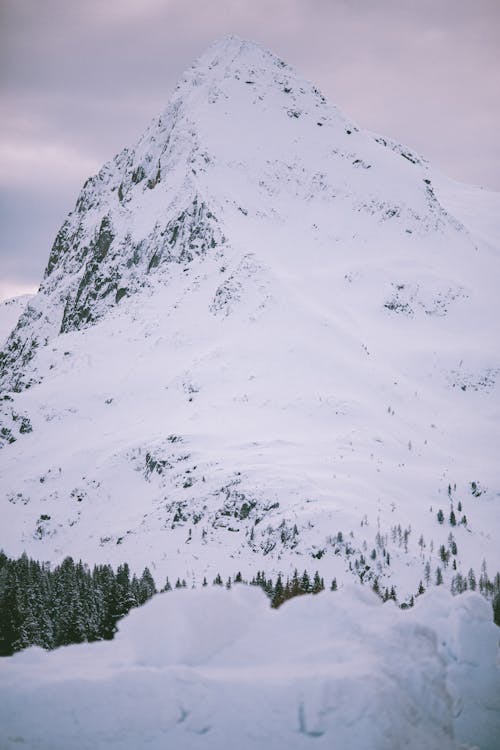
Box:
[1,586,498,750]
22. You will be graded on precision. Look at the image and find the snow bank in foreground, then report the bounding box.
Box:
[0,586,498,749]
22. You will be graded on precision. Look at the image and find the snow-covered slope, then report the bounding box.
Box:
[0,295,33,345]
[0,36,499,597]
[1,585,498,750]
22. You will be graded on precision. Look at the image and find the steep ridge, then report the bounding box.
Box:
[0,295,33,344]
[1,36,499,597]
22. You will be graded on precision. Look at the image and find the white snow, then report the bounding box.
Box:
[0,585,498,749]
[0,35,499,599]
[0,294,33,343]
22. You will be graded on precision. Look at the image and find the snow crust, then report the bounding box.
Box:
[0,585,498,749]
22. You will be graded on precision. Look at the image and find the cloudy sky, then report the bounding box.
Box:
[1,0,499,300]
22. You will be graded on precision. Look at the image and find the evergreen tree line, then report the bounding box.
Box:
[1,551,499,657]
[164,568,330,609]
[0,551,156,656]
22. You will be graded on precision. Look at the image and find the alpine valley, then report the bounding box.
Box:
[1,35,499,602]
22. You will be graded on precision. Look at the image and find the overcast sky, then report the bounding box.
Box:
[1,0,499,300]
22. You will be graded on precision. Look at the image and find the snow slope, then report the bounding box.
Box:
[0,585,498,750]
[0,295,33,344]
[0,36,499,597]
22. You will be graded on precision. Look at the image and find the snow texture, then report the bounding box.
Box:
[0,35,499,598]
[0,585,498,750]
[0,295,33,344]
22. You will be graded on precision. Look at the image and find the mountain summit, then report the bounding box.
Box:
[0,34,447,384]
[1,38,499,594]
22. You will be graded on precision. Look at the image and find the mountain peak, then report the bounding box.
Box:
[0,35,463,392]
[194,34,282,70]
[168,33,297,106]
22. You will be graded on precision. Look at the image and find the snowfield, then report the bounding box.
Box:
[0,585,499,750]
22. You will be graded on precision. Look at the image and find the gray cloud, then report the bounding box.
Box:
[1,0,499,297]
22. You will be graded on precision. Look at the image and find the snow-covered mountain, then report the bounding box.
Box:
[1,36,499,597]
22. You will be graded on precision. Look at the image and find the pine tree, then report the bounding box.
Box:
[138,567,157,605]
[283,578,291,601]
[290,569,301,597]
[493,593,500,626]
[312,571,324,594]
[467,568,477,591]
[439,545,449,565]
[300,570,311,594]
[492,575,500,626]
[114,563,137,621]
[52,557,87,646]
[271,574,285,608]
[0,562,24,655]
[94,563,117,639]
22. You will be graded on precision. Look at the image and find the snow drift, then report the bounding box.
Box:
[0,585,498,749]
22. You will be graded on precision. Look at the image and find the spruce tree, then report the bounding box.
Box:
[271,574,285,608]
[312,571,324,594]
[291,569,301,597]
[467,568,477,591]
[300,570,311,594]
[138,567,157,605]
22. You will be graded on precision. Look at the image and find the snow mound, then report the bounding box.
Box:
[0,586,498,749]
